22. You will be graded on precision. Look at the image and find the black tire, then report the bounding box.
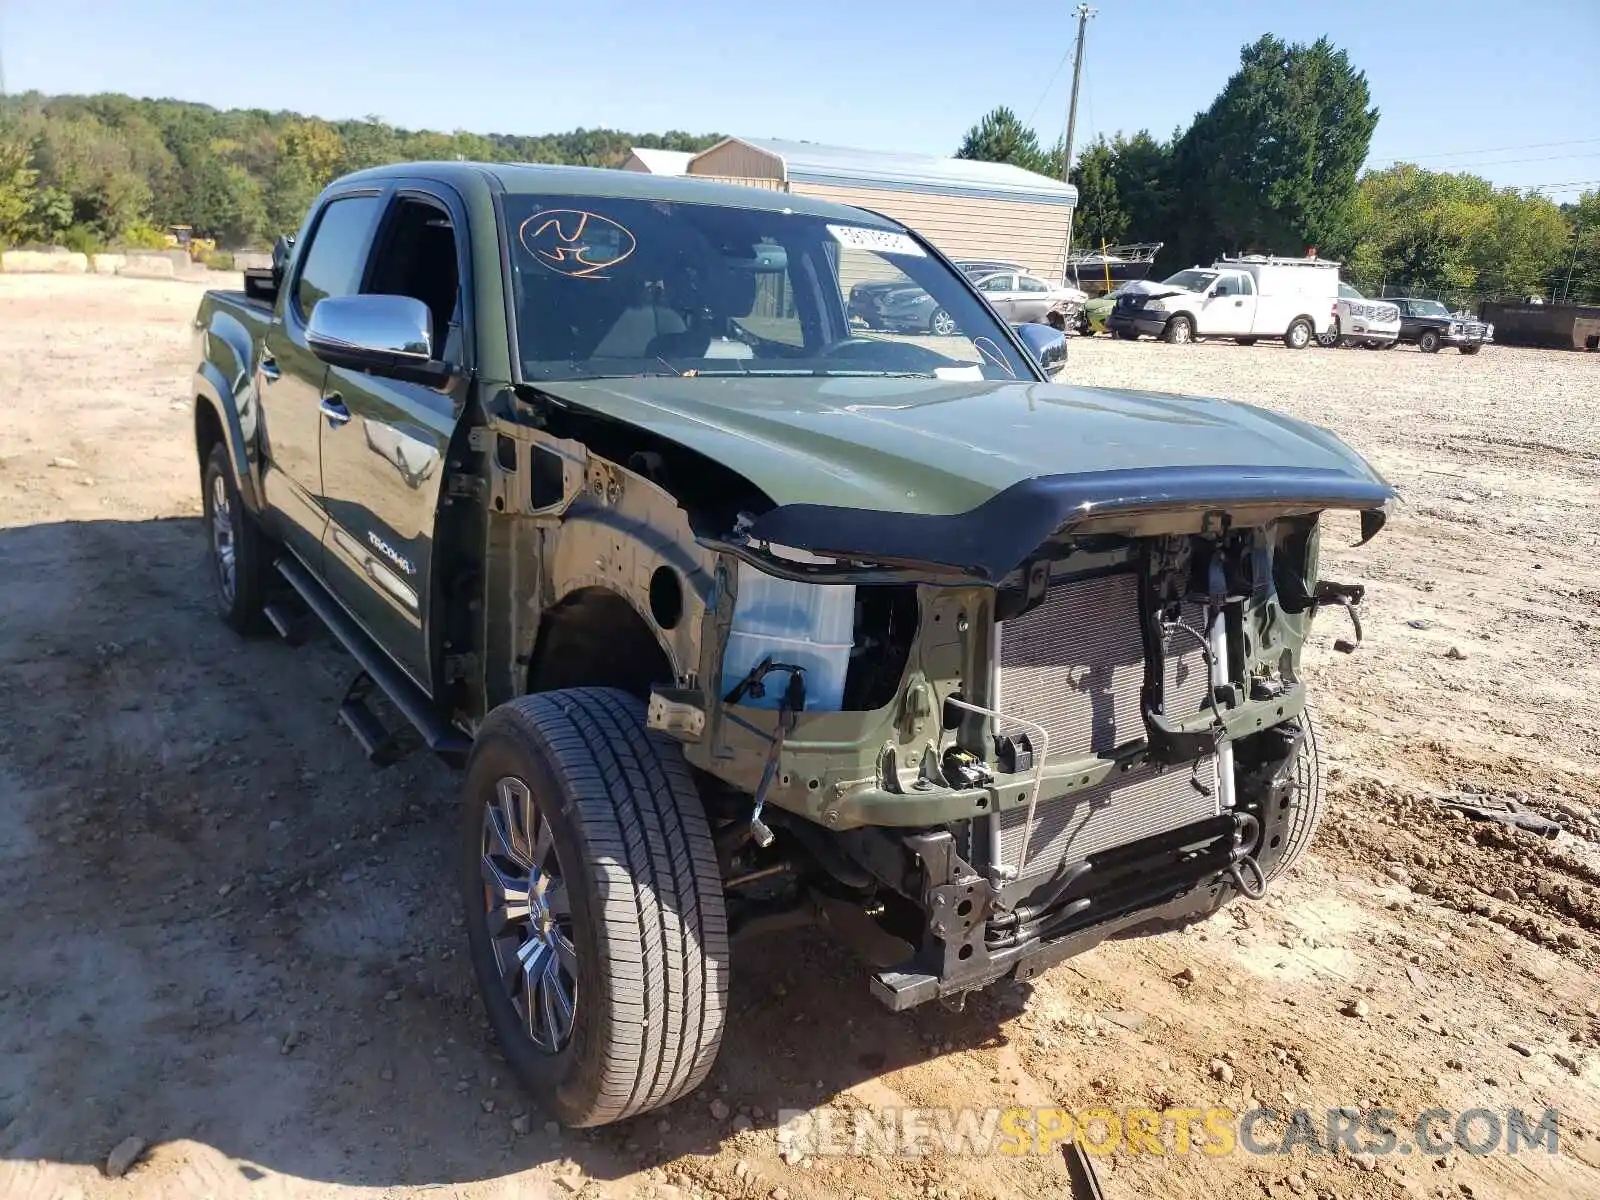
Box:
[201,441,269,633]
[1383,339,1400,349]
[1234,337,1257,346]
[1283,318,1313,350]
[1075,311,1091,336]
[1114,329,1139,341]
[1459,344,1481,355]
[1418,329,1441,353]
[1162,314,1195,344]
[461,688,728,1128]
[1263,704,1326,881]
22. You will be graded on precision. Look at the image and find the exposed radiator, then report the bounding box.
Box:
[999,758,1219,879]
[995,571,1218,877]
[998,572,1211,751]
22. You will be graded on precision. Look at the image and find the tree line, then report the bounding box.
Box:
[958,34,1599,307]
[0,91,720,253]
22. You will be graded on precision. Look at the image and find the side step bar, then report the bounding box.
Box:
[275,555,472,760]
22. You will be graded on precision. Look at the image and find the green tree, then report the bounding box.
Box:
[956,106,1048,174]
[1165,35,1378,268]
[1560,192,1600,305]
[1069,137,1128,250]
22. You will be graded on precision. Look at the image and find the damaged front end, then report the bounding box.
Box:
[655,468,1391,1011]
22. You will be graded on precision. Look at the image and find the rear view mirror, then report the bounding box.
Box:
[307,294,453,388]
[1012,322,1068,372]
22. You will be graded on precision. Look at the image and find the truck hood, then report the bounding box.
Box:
[535,376,1394,577]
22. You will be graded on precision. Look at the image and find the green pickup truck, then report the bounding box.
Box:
[191,162,1393,1127]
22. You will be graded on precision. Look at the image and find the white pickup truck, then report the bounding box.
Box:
[1108,255,1338,348]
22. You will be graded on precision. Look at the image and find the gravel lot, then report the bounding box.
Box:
[1,275,1597,1200]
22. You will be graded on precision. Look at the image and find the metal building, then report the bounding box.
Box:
[621,148,694,175]
[686,137,1078,277]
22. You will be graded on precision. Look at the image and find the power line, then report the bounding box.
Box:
[1372,136,1600,163]
[1024,45,1076,129]
[1380,151,1600,170]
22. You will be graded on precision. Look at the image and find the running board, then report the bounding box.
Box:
[274,555,472,761]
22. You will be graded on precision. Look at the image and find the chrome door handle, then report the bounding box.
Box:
[260,355,281,382]
[320,394,351,426]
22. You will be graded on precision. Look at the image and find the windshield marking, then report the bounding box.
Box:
[826,224,926,257]
[519,209,637,279]
[972,337,1017,378]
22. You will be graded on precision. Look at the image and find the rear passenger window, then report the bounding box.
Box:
[295,195,384,322]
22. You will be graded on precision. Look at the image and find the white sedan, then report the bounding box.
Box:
[972,271,1088,328]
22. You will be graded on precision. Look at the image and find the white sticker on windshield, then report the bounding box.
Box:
[826,224,926,257]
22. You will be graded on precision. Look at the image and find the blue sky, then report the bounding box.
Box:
[3,0,1597,200]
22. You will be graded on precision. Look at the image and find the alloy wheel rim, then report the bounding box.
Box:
[1173,320,1191,344]
[932,310,955,336]
[482,776,578,1053]
[210,472,236,604]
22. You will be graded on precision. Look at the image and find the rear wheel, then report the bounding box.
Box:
[1163,314,1194,344]
[201,442,269,634]
[461,688,728,1127]
[1418,329,1442,353]
[1283,318,1313,350]
[1317,320,1341,348]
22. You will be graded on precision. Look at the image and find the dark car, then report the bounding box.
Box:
[850,259,1029,330]
[1391,297,1493,354]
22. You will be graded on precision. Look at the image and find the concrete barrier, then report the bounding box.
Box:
[117,255,177,279]
[91,253,126,275]
[1,249,90,274]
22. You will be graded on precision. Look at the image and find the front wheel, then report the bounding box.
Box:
[1283,318,1313,350]
[1162,314,1195,344]
[928,307,956,336]
[1263,705,1326,881]
[1418,329,1442,353]
[461,689,729,1127]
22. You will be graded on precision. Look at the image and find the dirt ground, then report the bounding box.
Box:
[1,273,1597,1200]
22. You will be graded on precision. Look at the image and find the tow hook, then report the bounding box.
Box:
[1229,812,1267,901]
[1313,580,1366,654]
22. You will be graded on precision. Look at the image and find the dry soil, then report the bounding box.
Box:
[1,275,1597,1200]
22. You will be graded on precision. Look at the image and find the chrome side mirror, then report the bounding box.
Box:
[307,294,452,387]
[1012,322,1068,372]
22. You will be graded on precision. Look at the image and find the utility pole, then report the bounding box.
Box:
[1057,3,1096,276]
[1061,3,1094,184]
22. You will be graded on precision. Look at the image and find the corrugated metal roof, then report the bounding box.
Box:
[625,147,693,175]
[694,137,1078,207]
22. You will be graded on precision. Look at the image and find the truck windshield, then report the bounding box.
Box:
[1161,269,1218,292]
[503,195,1034,382]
